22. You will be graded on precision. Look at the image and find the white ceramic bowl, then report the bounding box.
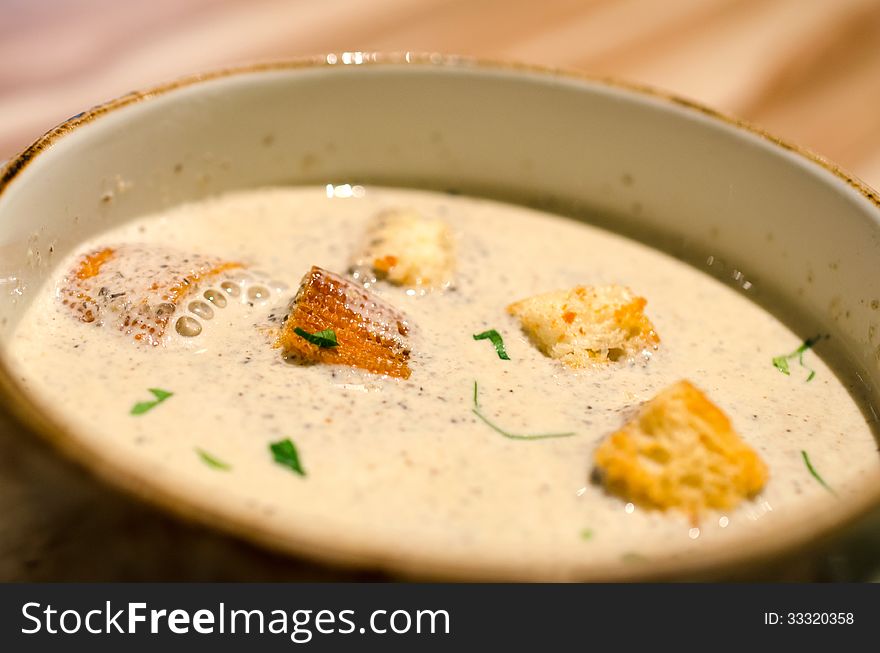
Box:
[1,54,879,580]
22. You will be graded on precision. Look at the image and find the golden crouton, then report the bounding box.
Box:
[507,285,659,367]
[350,208,454,289]
[593,380,768,519]
[60,244,242,346]
[278,266,412,379]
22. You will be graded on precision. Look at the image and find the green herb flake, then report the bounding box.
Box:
[801,450,836,496]
[293,327,338,348]
[130,388,174,415]
[622,552,647,564]
[270,438,306,477]
[579,528,594,541]
[771,335,825,381]
[473,329,510,360]
[471,380,576,441]
[197,448,231,471]
[771,356,790,375]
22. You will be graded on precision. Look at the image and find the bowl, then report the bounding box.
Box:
[1,53,879,580]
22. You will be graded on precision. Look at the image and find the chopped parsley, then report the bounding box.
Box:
[197,448,231,471]
[473,329,510,360]
[579,528,594,541]
[772,335,825,381]
[471,380,576,441]
[293,327,338,348]
[270,438,306,476]
[801,450,836,496]
[622,552,647,563]
[130,388,173,415]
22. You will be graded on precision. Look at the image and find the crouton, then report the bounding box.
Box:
[593,380,768,519]
[507,285,659,367]
[350,208,454,289]
[278,266,412,379]
[60,244,243,346]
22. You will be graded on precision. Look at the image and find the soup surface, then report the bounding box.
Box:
[7,186,880,577]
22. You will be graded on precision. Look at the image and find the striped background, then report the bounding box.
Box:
[3,0,880,186]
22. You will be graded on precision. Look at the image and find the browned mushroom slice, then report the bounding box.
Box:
[60,244,243,346]
[278,266,411,379]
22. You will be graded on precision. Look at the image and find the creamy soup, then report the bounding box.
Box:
[6,186,880,577]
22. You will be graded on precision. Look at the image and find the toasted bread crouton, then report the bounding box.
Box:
[350,208,454,289]
[278,266,412,379]
[60,244,243,346]
[507,285,659,367]
[593,380,768,519]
